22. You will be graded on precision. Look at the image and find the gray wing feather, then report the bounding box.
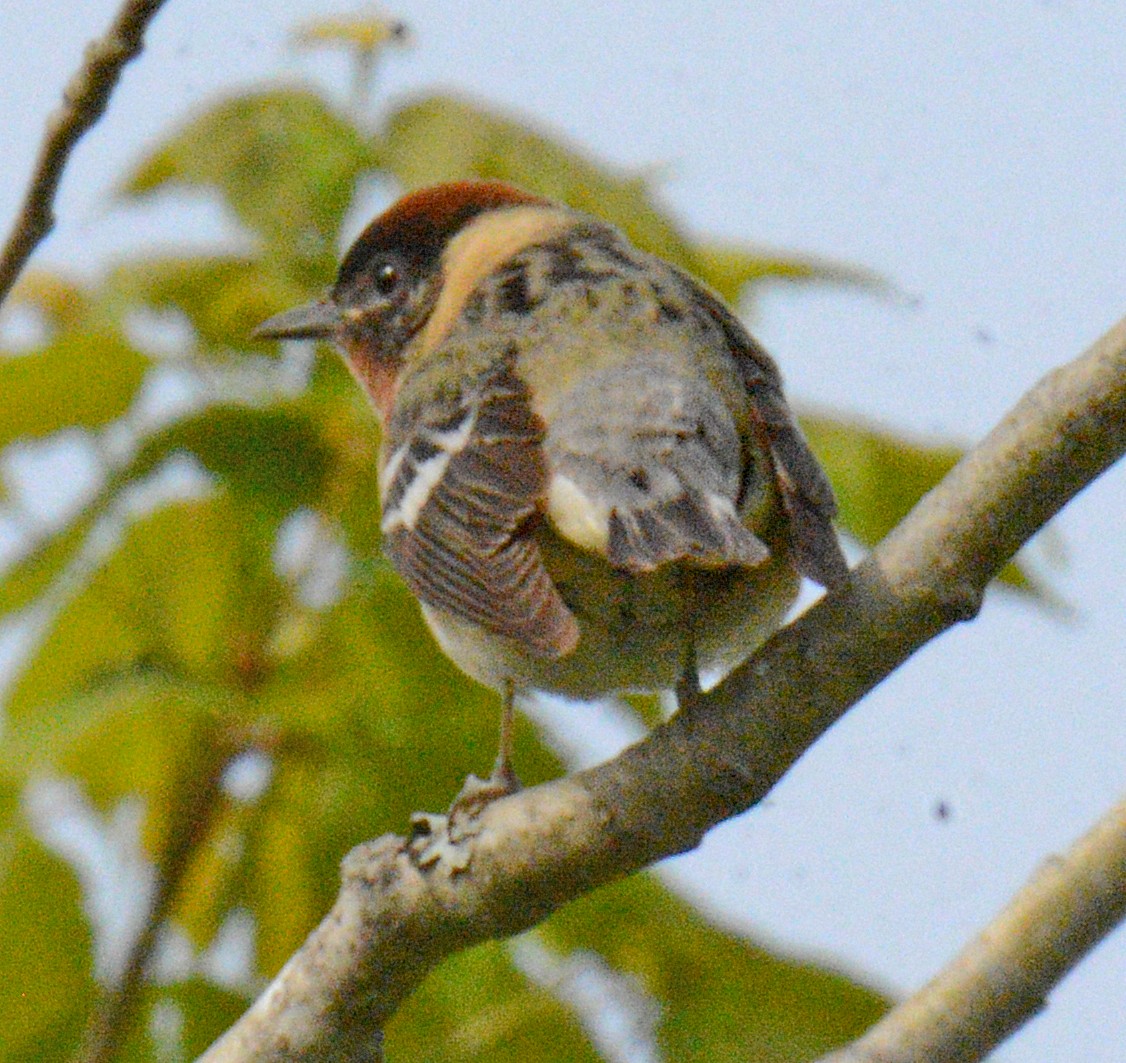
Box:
[547,363,771,574]
[689,285,849,589]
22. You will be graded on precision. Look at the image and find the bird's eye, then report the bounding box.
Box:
[374,261,400,296]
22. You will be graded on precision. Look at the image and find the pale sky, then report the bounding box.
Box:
[1,3,1124,1060]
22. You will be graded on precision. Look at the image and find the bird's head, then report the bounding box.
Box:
[254,180,562,418]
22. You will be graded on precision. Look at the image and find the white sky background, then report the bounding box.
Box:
[1,2,1124,1060]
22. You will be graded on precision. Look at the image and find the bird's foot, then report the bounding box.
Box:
[409,681,523,870]
[408,756,522,873]
[447,754,522,828]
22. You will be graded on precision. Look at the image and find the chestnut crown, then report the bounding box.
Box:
[335,181,546,302]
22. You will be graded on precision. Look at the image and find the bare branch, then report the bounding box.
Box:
[0,0,169,305]
[199,316,1126,1062]
[818,791,1126,1063]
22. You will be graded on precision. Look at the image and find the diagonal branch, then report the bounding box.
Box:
[0,0,169,306]
[199,315,1126,1062]
[817,790,1126,1063]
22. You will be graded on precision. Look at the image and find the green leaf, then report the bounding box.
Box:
[0,400,325,658]
[114,980,250,1062]
[171,981,252,1057]
[133,404,333,516]
[387,941,601,1063]
[7,269,92,332]
[4,558,141,724]
[0,832,95,1057]
[0,323,148,449]
[2,674,254,974]
[543,874,886,1061]
[240,754,334,975]
[110,981,249,1063]
[109,255,309,356]
[296,364,387,556]
[173,794,261,951]
[390,873,886,1061]
[800,413,1037,592]
[379,95,701,272]
[0,503,103,619]
[1,672,231,861]
[4,496,281,722]
[292,13,410,54]
[692,241,884,309]
[124,90,376,285]
[621,692,669,727]
[0,778,18,832]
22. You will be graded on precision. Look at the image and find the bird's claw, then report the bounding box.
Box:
[407,762,522,873]
[447,759,522,830]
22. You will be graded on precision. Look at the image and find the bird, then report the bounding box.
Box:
[256,180,847,796]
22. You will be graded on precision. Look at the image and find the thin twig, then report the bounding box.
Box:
[197,317,1125,1062]
[818,791,1126,1063]
[0,0,169,306]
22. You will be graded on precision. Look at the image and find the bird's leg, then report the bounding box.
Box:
[447,679,522,825]
[488,678,522,793]
[675,649,705,714]
[671,576,707,716]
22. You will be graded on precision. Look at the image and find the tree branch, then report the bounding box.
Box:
[0,0,169,306]
[817,790,1126,1063]
[199,316,1126,1062]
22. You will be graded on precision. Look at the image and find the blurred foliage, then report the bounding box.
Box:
[387,874,885,1062]
[293,11,410,54]
[542,875,886,1060]
[0,295,148,449]
[799,414,1035,591]
[0,831,95,1057]
[0,23,1053,1060]
[125,90,376,288]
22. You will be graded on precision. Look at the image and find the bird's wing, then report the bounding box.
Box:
[379,360,579,659]
[544,361,773,574]
[694,288,850,589]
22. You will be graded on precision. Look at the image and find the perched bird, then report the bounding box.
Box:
[256,180,847,789]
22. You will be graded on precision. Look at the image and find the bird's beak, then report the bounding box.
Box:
[253,299,341,340]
